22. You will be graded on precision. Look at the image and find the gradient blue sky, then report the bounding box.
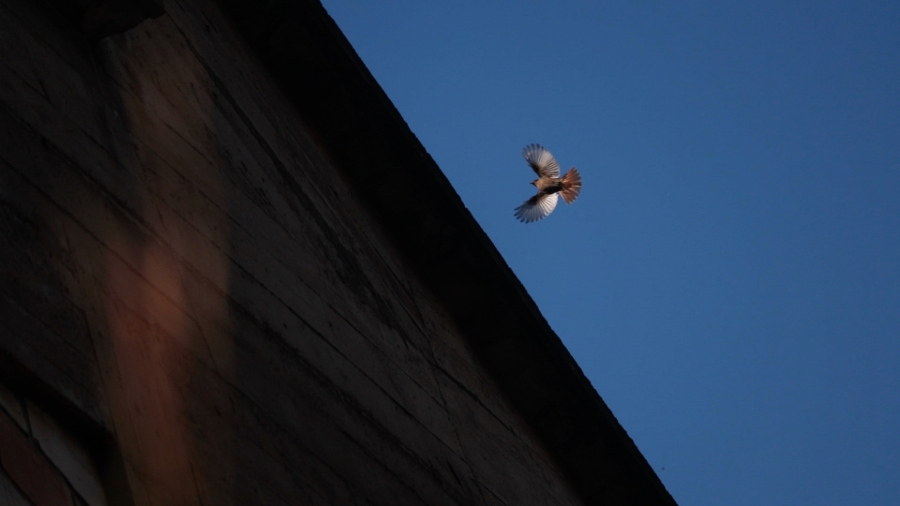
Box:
[321,2,900,504]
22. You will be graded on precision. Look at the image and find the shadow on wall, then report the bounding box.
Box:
[95,13,236,505]
[0,1,236,503]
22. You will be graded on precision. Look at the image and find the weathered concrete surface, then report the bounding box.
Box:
[0,0,675,504]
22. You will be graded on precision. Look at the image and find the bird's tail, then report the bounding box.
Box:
[559,167,582,204]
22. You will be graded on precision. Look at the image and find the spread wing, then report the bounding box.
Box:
[514,193,559,223]
[522,144,560,178]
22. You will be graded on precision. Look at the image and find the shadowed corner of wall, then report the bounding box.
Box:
[46,0,165,40]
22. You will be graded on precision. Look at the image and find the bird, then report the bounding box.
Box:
[514,144,582,223]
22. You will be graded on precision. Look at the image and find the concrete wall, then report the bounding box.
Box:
[0,0,588,504]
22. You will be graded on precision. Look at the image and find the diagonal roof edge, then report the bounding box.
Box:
[215,0,677,503]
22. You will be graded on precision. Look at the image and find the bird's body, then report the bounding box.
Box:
[514,144,582,223]
[533,177,565,193]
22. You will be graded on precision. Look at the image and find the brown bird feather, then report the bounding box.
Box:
[514,144,582,223]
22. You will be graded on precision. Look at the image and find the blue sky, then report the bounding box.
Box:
[320,2,900,504]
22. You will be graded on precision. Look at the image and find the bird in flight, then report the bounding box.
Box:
[514,144,582,223]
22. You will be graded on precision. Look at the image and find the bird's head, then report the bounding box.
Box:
[530,179,539,187]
